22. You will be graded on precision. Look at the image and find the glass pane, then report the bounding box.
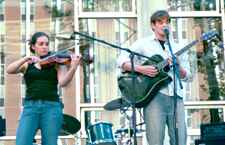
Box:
[30,2,35,15]
[186,108,224,130]
[188,135,201,145]
[0,64,4,85]
[0,85,4,100]
[0,23,4,101]
[0,1,5,14]
[79,18,137,103]
[170,17,224,102]
[36,0,75,49]
[167,0,217,11]
[0,22,4,34]
[20,2,25,14]
[82,0,134,12]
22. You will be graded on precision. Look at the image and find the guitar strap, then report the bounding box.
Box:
[158,39,166,50]
[158,40,172,59]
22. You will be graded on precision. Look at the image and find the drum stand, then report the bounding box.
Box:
[115,108,133,145]
[165,31,183,145]
[60,130,81,145]
[118,107,146,145]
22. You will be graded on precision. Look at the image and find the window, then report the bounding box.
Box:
[79,18,137,103]
[82,0,134,12]
[0,35,4,43]
[0,15,3,21]
[167,0,217,11]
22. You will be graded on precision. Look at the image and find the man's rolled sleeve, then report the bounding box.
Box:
[179,53,193,82]
[117,52,130,69]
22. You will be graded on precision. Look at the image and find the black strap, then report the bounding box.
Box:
[158,39,166,50]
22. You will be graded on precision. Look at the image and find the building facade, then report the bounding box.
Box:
[0,0,225,145]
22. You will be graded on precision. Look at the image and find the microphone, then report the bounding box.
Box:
[56,36,72,40]
[55,33,75,40]
[163,26,170,36]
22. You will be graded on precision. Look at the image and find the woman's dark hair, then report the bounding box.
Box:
[29,32,49,54]
[150,10,170,24]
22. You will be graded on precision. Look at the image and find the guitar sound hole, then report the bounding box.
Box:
[163,65,170,72]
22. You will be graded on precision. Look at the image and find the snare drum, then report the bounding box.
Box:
[87,121,116,145]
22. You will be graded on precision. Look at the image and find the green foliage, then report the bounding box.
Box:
[219,73,225,98]
[197,42,225,100]
[44,1,72,18]
[51,6,72,18]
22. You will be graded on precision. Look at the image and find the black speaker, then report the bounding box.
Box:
[195,122,225,145]
[0,116,5,136]
[195,139,225,145]
[201,122,225,141]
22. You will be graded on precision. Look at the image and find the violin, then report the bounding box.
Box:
[39,52,71,67]
[35,50,92,69]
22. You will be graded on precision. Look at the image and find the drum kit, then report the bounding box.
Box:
[85,98,144,145]
[87,121,116,145]
[60,98,144,145]
[60,114,81,136]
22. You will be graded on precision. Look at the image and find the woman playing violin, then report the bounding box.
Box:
[6,32,81,145]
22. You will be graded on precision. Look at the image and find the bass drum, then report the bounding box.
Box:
[87,121,116,145]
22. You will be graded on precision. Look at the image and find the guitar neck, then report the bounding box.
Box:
[174,30,218,56]
[155,30,217,70]
[156,39,199,70]
[175,39,199,56]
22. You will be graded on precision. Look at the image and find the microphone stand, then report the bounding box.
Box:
[130,51,138,145]
[73,31,152,145]
[165,32,183,145]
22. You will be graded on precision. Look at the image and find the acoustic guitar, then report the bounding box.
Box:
[118,31,219,108]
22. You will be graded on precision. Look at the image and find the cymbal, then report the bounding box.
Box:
[60,114,81,135]
[115,128,134,136]
[104,98,129,111]
[114,128,145,136]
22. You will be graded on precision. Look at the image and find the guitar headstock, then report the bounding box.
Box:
[201,30,218,41]
[175,30,222,56]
